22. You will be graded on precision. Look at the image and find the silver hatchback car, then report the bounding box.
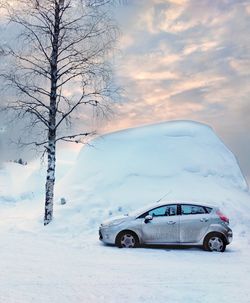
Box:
[99,201,233,252]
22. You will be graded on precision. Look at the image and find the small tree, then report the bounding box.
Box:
[0,0,118,225]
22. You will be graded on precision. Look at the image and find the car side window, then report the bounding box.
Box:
[205,207,212,213]
[148,205,177,217]
[181,205,206,215]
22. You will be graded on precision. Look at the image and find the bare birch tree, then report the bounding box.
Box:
[0,0,118,225]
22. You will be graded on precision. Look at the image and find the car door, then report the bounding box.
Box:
[179,204,210,243]
[141,204,180,244]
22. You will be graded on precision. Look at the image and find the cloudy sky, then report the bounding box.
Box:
[103,0,250,183]
[0,0,249,184]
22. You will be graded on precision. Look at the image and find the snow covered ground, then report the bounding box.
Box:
[0,221,250,303]
[0,120,250,302]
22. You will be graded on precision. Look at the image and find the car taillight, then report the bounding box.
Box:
[216,210,229,224]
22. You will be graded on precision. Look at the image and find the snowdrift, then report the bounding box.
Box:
[58,120,250,228]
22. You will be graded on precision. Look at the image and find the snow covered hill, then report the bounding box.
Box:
[58,120,250,228]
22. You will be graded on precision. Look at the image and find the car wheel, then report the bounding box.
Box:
[117,231,139,248]
[204,233,226,252]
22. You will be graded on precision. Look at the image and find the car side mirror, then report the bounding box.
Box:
[144,215,153,224]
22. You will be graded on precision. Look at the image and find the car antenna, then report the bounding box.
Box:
[155,191,172,203]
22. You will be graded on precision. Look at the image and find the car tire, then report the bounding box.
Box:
[203,233,226,252]
[116,231,139,248]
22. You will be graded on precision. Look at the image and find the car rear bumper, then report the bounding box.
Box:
[227,230,233,244]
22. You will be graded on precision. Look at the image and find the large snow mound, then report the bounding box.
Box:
[58,120,249,227]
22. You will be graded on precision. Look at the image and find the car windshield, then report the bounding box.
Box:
[128,203,157,217]
[128,202,177,217]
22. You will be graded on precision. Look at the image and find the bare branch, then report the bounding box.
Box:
[55,131,96,143]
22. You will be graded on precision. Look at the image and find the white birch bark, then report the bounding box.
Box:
[44,138,56,225]
[44,1,60,225]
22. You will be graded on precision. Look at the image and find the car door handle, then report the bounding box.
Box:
[200,218,208,222]
[167,221,176,224]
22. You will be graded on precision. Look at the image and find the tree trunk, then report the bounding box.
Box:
[44,1,60,225]
[44,132,56,225]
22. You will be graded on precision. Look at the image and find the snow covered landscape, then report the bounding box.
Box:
[0,121,250,303]
[0,0,250,302]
